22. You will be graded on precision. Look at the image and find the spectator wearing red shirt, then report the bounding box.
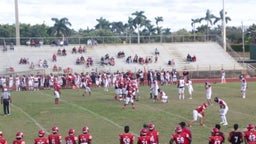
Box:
[170,126,191,144]
[48,126,62,144]
[0,131,7,144]
[119,125,135,144]
[78,126,92,144]
[34,130,49,144]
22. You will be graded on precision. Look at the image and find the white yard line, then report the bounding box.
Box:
[11,104,48,133]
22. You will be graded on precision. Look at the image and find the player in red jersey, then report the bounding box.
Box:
[48,126,62,144]
[137,128,151,144]
[208,128,224,144]
[119,125,135,144]
[12,131,25,144]
[179,122,192,144]
[53,83,61,104]
[244,123,256,144]
[34,130,49,144]
[169,126,191,144]
[78,126,92,144]
[122,84,136,109]
[0,131,7,144]
[188,103,208,127]
[147,123,159,144]
[65,128,78,144]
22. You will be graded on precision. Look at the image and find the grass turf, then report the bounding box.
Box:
[0,81,256,144]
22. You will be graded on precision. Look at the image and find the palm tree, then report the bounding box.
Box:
[213,9,231,25]
[95,17,111,30]
[110,21,125,35]
[199,9,216,39]
[47,17,72,37]
[155,16,163,35]
[131,11,147,43]
[191,18,201,40]
[142,20,156,42]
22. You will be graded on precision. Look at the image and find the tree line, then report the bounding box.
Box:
[0,10,255,45]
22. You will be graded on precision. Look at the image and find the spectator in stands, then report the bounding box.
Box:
[133,54,138,63]
[155,48,160,56]
[53,65,58,71]
[78,45,83,53]
[76,58,81,65]
[192,55,196,62]
[187,53,192,62]
[72,47,77,54]
[43,59,48,68]
[57,49,62,55]
[38,59,43,67]
[30,62,35,69]
[62,48,66,56]
[52,54,57,62]
[80,56,85,64]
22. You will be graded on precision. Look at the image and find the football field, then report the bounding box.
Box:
[1,81,256,144]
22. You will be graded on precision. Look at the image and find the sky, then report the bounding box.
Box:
[0,0,255,32]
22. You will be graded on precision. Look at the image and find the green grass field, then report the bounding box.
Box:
[1,81,256,144]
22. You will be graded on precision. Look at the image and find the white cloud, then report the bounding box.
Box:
[0,0,255,31]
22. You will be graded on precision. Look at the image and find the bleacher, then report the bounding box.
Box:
[0,42,244,75]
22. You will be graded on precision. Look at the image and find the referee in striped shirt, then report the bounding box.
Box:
[1,88,11,115]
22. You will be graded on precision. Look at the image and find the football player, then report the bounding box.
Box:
[34,130,49,144]
[214,97,229,126]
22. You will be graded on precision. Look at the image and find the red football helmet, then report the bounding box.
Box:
[38,129,45,137]
[175,126,182,133]
[16,131,24,139]
[0,131,3,137]
[148,123,155,131]
[52,126,59,133]
[140,128,148,136]
[213,128,220,134]
[247,124,255,130]
[68,128,75,136]
[82,126,89,133]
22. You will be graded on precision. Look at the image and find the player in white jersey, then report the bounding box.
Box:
[15,75,21,91]
[33,75,39,90]
[8,75,14,90]
[240,78,247,98]
[28,75,34,90]
[186,78,194,99]
[178,77,185,100]
[214,97,229,126]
